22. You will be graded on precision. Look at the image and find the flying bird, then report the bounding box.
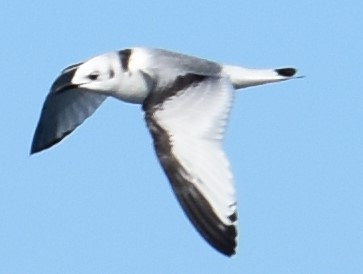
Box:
[31,47,298,256]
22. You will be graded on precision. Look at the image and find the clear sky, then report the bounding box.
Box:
[1,0,362,273]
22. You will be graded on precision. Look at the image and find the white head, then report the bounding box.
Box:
[52,52,123,94]
[51,50,151,103]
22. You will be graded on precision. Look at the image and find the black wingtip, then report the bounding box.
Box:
[30,141,40,155]
[275,68,297,77]
[30,142,45,155]
[30,128,73,156]
[30,144,43,155]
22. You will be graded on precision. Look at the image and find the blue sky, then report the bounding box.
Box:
[1,0,362,273]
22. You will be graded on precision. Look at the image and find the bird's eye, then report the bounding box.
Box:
[88,72,99,80]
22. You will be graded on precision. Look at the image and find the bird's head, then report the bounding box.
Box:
[50,50,150,103]
[51,52,123,94]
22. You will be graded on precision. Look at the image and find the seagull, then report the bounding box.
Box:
[31,47,298,256]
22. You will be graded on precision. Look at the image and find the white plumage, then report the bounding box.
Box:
[31,47,298,256]
[153,76,235,225]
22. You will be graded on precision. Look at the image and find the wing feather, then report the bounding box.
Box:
[143,74,237,256]
[31,88,106,154]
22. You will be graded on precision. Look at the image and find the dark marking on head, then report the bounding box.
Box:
[275,68,297,77]
[119,49,132,71]
[88,71,100,81]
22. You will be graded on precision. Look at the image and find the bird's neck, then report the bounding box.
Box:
[112,71,152,104]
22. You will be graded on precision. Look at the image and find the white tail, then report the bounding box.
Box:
[222,65,298,89]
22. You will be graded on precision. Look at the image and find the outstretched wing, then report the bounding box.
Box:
[31,88,106,154]
[143,74,237,256]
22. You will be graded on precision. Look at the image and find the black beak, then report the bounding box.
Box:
[51,66,80,93]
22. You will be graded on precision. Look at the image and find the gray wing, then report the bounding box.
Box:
[31,88,106,154]
[144,48,222,76]
[143,74,237,256]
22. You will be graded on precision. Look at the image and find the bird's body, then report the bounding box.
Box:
[31,47,298,256]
